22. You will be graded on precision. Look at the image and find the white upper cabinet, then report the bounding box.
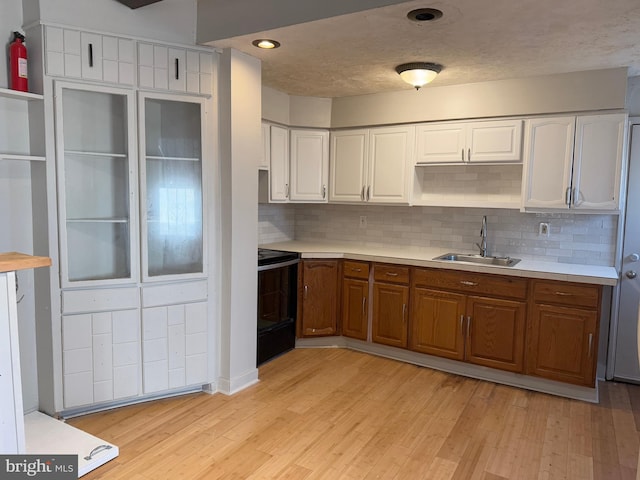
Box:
[269,125,290,202]
[522,113,626,211]
[416,119,522,164]
[329,129,369,203]
[289,129,329,202]
[259,122,270,170]
[573,114,626,210]
[330,126,414,204]
[138,43,213,95]
[368,126,415,203]
[45,26,134,86]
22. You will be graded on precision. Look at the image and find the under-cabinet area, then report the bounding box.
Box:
[296,257,607,398]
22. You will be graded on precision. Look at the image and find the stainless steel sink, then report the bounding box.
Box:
[433,253,521,267]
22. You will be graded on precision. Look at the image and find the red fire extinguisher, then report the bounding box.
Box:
[10,31,28,92]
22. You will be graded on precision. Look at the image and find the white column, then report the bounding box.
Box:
[217,48,261,393]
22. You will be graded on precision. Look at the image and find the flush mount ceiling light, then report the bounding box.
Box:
[252,39,281,49]
[395,62,443,90]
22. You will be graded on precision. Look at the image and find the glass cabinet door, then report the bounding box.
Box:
[55,82,137,285]
[139,93,205,280]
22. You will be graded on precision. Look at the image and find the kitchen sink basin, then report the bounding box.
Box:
[433,253,521,267]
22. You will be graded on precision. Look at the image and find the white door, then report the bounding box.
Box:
[368,126,415,204]
[613,123,640,382]
[521,117,575,210]
[289,129,329,202]
[466,119,523,163]
[269,126,289,202]
[572,114,626,211]
[415,123,465,164]
[329,129,368,203]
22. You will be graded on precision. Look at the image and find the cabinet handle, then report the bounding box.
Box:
[460,314,464,331]
[88,43,94,67]
[461,149,464,162]
[175,58,180,79]
[322,184,326,199]
[459,280,478,287]
[553,291,573,296]
[385,272,399,277]
[366,185,371,201]
[351,268,362,272]
[285,183,289,198]
[565,187,572,206]
[304,285,308,298]
[467,316,472,339]
[467,148,471,162]
[362,297,366,315]
[588,333,593,358]
[361,185,365,201]
[402,303,407,323]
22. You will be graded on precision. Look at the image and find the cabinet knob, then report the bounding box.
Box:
[628,253,640,262]
[626,271,637,279]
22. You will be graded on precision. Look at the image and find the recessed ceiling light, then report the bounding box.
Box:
[252,39,281,49]
[407,8,443,23]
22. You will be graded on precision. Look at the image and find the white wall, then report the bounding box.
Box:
[331,68,629,128]
[218,49,261,394]
[262,86,332,127]
[22,0,197,45]
[627,76,640,115]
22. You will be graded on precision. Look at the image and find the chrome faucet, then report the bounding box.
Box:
[475,215,488,257]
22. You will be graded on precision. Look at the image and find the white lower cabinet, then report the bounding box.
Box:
[142,302,208,393]
[62,309,140,409]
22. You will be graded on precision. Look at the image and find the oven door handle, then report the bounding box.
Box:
[258,258,300,272]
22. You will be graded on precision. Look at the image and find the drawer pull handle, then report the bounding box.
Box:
[402,303,407,323]
[554,291,573,296]
[352,268,362,272]
[385,272,399,277]
[304,285,308,298]
[460,280,478,286]
[460,315,464,331]
[588,333,593,358]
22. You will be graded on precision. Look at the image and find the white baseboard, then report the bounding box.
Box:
[217,368,260,395]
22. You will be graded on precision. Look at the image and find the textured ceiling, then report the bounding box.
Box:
[206,0,640,98]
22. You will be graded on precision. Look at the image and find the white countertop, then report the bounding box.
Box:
[261,241,619,286]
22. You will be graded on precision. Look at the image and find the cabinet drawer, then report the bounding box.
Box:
[532,280,600,308]
[413,268,527,299]
[373,264,410,284]
[343,261,369,279]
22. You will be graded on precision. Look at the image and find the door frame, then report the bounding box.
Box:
[606,116,639,380]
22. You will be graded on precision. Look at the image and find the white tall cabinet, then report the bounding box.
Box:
[31,23,216,415]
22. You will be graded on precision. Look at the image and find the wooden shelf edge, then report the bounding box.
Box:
[0,87,44,101]
[0,252,51,273]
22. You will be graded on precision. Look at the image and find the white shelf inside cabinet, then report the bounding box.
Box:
[0,154,45,162]
[146,155,200,162]
[0,87,44,101]
[412,163,523,209]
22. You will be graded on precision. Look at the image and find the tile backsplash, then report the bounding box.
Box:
[259,204,618,266]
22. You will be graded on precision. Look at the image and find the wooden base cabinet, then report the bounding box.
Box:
[527,280,601,386]
[298,260,339,337]
[372,264,409,348]
[341,261,370,340]
[410,268,527,373]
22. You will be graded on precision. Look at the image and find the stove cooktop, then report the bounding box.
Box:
[258,249,299,267]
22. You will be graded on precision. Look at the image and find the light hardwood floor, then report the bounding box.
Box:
[68,348,640,480]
